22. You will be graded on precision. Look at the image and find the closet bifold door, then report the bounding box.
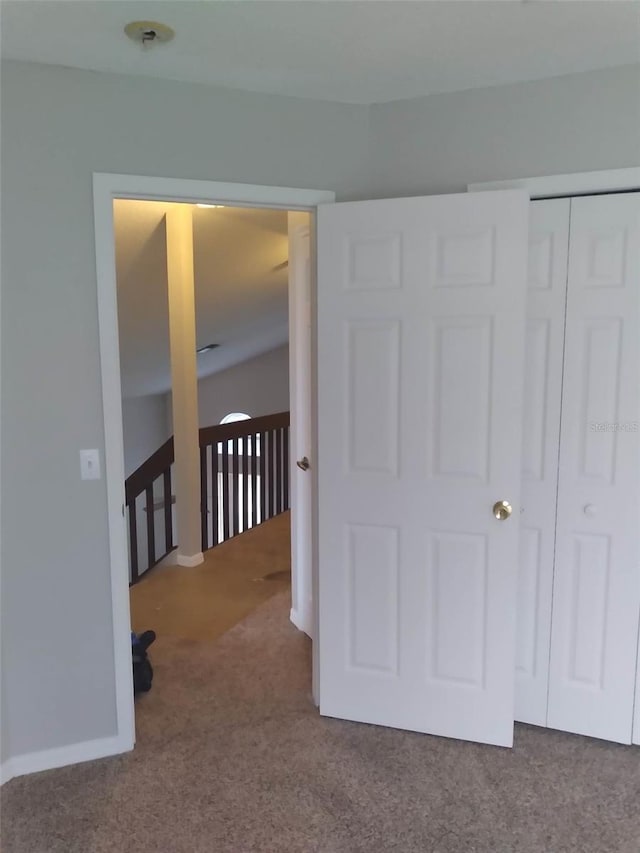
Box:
[547,193,640,744]
[515,198,570,726]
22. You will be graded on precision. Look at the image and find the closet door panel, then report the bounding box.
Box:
[516,199,569,726]
[548,193,640,743]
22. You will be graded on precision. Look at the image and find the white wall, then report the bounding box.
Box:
[122,395,171,477]
[369,64,640,198]
[169,345,290,430]
[1,57,639,771]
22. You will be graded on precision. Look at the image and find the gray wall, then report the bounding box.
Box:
[0,60,369,760]
[196,345,290,429]
[369,64,640,197]
[122,395,171,477]
[1,57,638,766]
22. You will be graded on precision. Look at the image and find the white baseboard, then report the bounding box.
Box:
[290,607,312,638]
[177,551,204,567]
[1,758,15,785]
[0,733,132,785]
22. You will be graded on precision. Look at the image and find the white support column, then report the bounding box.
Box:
[165,204,203,567]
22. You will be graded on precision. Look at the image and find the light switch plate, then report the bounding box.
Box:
[80,449,101,480]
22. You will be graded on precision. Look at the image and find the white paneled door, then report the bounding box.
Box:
[515,199,570,726]
[317,191,529,747]
[547,193,640,743]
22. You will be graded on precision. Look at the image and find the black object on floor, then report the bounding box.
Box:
[132,630,156,695]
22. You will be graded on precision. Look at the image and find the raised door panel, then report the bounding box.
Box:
[521,318,550,481]
[548,193,640,743]
[516,199,570,726]
[347,524,399,674]
[346,320,400,476]
[430,318,492,482]
[576,319,622,483]
[516,527,542,680]
[564,534,610,688]
[346,233,403,291]
[426,532,488,687]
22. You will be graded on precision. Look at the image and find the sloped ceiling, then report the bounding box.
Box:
[115,200,290,397]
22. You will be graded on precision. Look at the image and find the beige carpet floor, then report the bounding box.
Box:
[3,593,640,851]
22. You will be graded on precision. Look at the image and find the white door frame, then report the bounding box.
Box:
[287,214,313,637]
[471,166,640,746]
[93,173,335,752]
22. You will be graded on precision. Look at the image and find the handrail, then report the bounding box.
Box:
[124,411,291,584]
[125,437,175,584]
[199,411,290,446]
[198,410,290,552]
[125,437,174,504]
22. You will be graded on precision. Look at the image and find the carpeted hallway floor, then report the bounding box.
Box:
[3,578,640,850]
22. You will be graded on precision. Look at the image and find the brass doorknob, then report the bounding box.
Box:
[493,500,512,521]
[297,457,310,471]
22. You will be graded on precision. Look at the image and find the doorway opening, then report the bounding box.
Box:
[114,201,300,575]
[94,175,329,751]
[114,198,305,624]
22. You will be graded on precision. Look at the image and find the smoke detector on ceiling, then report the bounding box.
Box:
[124,21,175,49]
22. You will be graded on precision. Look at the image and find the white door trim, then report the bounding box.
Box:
[93,173,335,756]
[288,216,313,637]
[468,167,640,198]
[634,617,640,745]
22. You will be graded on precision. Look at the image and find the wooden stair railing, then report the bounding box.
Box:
[125,437,175,584]
[198,411,290,552]
[125,411,290,585]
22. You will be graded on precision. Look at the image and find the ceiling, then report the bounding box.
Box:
[2,2,639,104]
[115,200,292,397]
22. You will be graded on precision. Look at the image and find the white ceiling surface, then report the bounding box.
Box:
[115,200,291,398]
[2,2,639,104]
